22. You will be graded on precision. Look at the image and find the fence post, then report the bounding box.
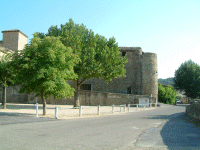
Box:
[36,103,38,118]
[55,107,58,119]
[128,104,130,112]
[124,104,126,112]
[137,104,138,111]
[112,105,114,113]
[98,105,100,115]
[79,106,82,117]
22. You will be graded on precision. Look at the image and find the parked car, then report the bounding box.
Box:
[175,100,182,105]
[190,99,199,104]
[157,103,161,107]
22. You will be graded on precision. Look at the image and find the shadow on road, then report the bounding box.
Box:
[0,112,34,117]
[142,112,200,149]
[161,113,200,149]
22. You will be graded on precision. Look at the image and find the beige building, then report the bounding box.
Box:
[0,29,28,58]
[0,29,158,105]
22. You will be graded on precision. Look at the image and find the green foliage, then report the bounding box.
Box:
[158,77,174,86]
[34,19,128,106]
[174,60,200,99]
[158,83,177,104]
[0,53,16,87]
[35,18,127,83]
[0,53,16,108]
[12,36,77,99]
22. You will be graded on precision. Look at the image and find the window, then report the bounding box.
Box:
[122,51,126,56]
[80,84,91,91]
[127,87,131,94]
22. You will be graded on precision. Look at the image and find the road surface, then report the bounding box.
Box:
[0,104,200,150]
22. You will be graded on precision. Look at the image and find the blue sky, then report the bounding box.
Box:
[1,0,200,79]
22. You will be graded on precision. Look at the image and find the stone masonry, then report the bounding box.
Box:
[83,47,158,99]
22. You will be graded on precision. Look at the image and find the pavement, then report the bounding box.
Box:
[0,103,200,150]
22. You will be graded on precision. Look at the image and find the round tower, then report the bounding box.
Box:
[141,53,158,99]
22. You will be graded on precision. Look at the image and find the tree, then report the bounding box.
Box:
[0,53,16,109]
[35,19,128,107]
[174,60,200,99]
[158,83,177,104]
[13,36,77,115]
[158,77,174,86]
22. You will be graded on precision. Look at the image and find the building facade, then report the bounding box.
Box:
[82,47,158,99]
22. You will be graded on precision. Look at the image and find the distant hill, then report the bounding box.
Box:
[158,77,174,86]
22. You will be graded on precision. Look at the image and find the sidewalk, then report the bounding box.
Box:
[0,103,156,119]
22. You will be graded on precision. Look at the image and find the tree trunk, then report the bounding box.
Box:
[2,81,6,109]
[74,80,80,107]
[41,91,46,115]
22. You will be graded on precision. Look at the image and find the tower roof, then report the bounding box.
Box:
[2,29,28,38]
[119,47,142,51]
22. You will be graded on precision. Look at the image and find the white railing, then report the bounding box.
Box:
[0,102,158,119]
[127,103,157,112]
[53,104,126,119]
[53,103,158,119]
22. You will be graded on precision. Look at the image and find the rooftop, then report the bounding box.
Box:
[119,47,142,51]
[2,29,28,38]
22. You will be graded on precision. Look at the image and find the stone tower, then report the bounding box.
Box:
[141,52,158,99]
[1,29,28,51]
[82,47,158,100]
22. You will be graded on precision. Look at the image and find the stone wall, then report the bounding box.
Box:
[82,47,158,101]
[0,86,28,103]
[33,90,156,106]
[0,88,156,106]
[2,31,19,51]
[186,102,200,120]
[83,48,143,94]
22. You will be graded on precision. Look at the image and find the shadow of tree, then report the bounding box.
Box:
[142,112,200,149]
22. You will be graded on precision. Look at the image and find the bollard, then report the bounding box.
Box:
[150,103,152,108]
[128,104,130,112]
[36,103,38,118]
[55,107,58,119]
[79,106,82,117]
[120,106,122,112]
[112,105,114,113]
[98,105,100,115]
[137,104,138,111]
[124,104,126,112]
[144,104,145,110]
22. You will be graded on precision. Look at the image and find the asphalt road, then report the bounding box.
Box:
[0,104,200,150]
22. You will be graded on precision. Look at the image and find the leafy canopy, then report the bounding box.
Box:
[173,60,200,99]
[35,19,127,84]
[158,83,177,104]
[13,36,77,99]
[0,53,16,87]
